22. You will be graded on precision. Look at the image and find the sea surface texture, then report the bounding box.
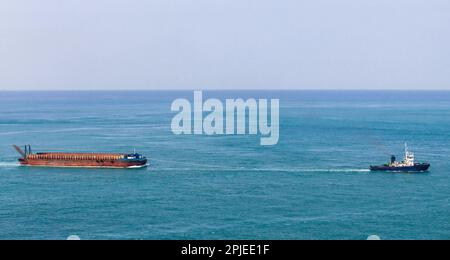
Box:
[0,91,449,240]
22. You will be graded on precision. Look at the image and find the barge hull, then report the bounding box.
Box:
[20,161,147,169]
[19,159,147,168]
[14,145,148,169]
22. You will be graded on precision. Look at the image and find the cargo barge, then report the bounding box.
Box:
[14,145,148,169]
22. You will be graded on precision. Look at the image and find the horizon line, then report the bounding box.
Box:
[1,88,450,92]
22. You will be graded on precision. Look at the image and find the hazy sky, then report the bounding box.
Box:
[0,0,449,90]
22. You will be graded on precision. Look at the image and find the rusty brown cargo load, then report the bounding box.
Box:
[14,145,148,169]
[28,153,125,160]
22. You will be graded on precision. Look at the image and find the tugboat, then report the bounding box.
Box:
[370,144,430,172]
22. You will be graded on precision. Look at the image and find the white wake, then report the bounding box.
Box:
[0,162,19,168]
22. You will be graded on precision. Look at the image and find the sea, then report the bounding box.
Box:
[0,90,449,240]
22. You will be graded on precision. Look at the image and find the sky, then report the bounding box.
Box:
[0,0,449,90]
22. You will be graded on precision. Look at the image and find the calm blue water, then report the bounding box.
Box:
[0,91,449,240]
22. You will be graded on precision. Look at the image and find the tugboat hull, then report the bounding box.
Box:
[370,163,430,172]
